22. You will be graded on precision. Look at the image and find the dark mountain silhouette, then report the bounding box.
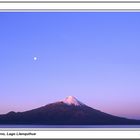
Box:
[0,96,140,125]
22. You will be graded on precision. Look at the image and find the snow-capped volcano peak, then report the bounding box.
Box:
[62,96,85,106]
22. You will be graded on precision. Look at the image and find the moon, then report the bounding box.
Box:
[33,57,37,61]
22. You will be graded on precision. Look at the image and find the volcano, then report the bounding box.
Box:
[0,96,140,125]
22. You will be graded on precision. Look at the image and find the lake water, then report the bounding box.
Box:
[0,125,140,128]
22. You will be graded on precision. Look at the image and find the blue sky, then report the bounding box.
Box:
[0,12,140,119]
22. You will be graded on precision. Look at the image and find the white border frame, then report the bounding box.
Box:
[0,1,140,139]
[0,1,140,10]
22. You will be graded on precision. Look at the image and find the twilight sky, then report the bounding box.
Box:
[0,12,140,120]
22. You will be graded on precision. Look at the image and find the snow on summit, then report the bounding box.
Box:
[62,96,85,106]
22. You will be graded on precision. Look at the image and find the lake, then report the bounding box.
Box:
[0,125,140,128]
